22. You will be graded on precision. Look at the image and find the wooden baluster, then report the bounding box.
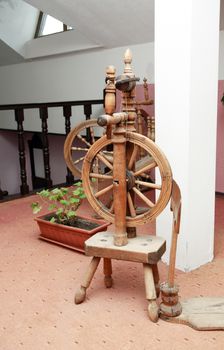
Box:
[15,108,29,195]
[137,109,142,135]
[146,115,152,140]
[39,106,52,188]
[151,116,155,141]
[84,104,92,143]
[137,109,145,157]
[63,105,74,184]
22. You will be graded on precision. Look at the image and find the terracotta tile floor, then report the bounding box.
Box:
[0,194,224,349]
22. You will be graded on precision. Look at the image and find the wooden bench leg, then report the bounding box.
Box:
[143,263,159,322]
[103,258,113,288]
[152,264,160,298]
[75,256,101,304]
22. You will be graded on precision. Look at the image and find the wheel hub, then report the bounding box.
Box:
[126,170,135,191]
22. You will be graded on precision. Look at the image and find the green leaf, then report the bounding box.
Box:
[79,194,86,199]
[60,199,69,206]
[70,198,80,203]
[31,202,42,214]
[52,188,62,195]
[50,217,56,223]
[60,187,69,194]
[38,189,50,198]
[56,208,63,215]
[73,189,81,195]
[75,181,82,186]
[49,195,58,201]
[67,210,76,218]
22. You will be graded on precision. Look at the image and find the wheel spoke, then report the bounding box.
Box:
[102,151,113,164]
[128,145,139,170]
[71,147,89,152]
[127,192,136,217]
[95,184,113,198]
[96,153,113,170]
[90,127,95,144]
[135,180,162,190]
[90,173,113,180]
[140,173,152,179]
[132,187,154,208]
[77,134,92,147]
[134,160,157,177]
[73,156,85,165]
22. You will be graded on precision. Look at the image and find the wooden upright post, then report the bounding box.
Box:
[112,120,128,246]
[121,49,137,238]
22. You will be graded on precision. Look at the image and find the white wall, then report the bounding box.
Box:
[219,30,224,79]
[0,42,154,132]
[155,0,220,271]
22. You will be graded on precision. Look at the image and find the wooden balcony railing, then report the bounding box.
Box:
[0,99,104,197]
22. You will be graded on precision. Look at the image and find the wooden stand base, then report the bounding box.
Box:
[75,231,166,322]
[160,282,182,317]
[160,297,224,330]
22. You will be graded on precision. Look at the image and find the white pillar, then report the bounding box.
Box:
[155,0,220,271]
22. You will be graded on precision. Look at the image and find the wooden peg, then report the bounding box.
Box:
[105,65,116,138]
[143,77,149,101]
[124,49,133,76]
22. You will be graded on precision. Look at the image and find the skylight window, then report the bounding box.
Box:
[35,12,73,38]
[42,15,64,36]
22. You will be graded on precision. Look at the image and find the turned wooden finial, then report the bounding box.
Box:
[124,49,133,76]
[106,65,116,82]
[105,65,116,116]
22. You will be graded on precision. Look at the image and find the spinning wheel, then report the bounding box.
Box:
[82,132,172,226]
[74,50,181,323]
[64,118,105,178]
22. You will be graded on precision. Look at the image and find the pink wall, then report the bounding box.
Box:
[117,82,224,193]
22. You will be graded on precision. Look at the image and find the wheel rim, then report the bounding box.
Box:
[82,132,172,226]
[64,119,104,178]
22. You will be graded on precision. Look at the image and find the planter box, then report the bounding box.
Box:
[35,214,110,253]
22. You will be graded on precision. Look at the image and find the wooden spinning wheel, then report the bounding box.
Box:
[82,132,172,227]
[73,50,181,323]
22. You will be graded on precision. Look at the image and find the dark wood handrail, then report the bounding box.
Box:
[0,99,104,198]
[0,99,104,111]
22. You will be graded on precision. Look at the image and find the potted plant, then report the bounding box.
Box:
[31,182,110,253]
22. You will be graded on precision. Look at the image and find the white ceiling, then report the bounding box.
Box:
[0,0,224,67]
[25,0,155,48]
[0,0,154,66]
